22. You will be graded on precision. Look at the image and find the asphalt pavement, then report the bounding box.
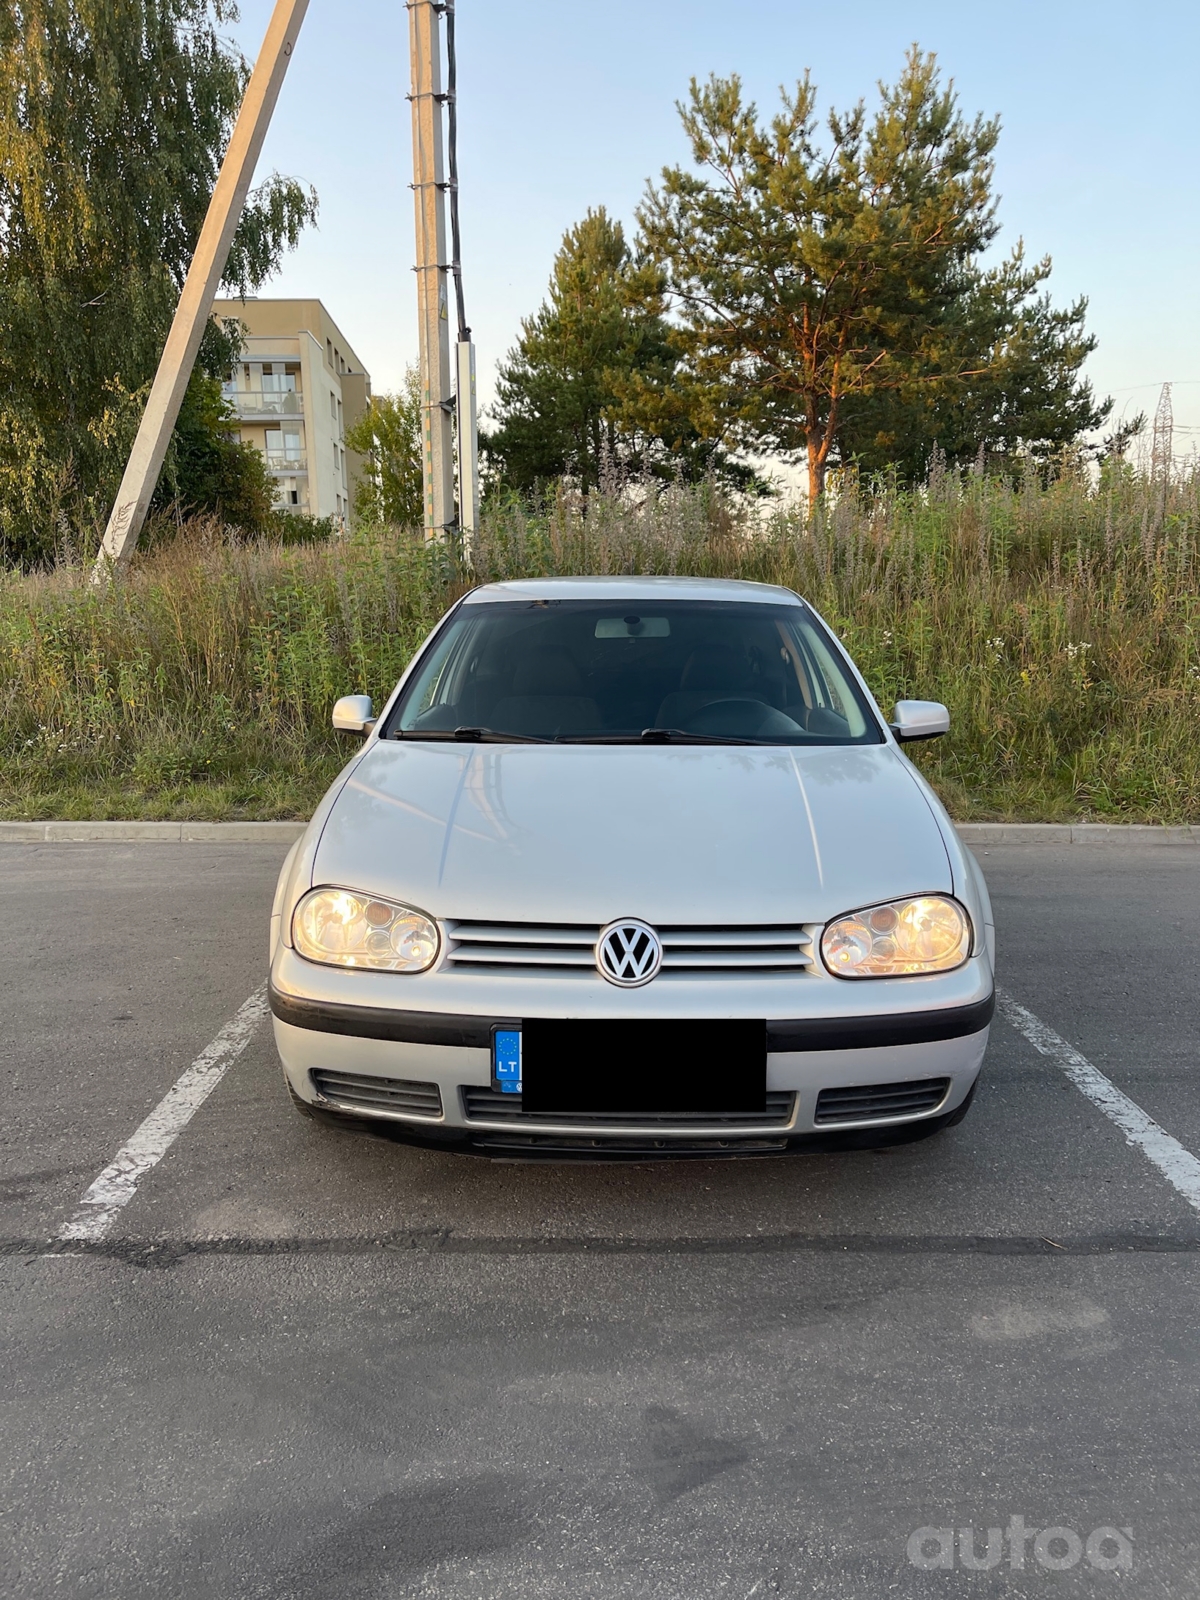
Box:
[2,839,1199,1597]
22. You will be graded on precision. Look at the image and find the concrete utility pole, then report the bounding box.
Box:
[93,0,310,578]
[456,339,479,537]
[408,0,455,538]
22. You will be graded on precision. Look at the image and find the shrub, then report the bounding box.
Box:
[0,466,1197,821]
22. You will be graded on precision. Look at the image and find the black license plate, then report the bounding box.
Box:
[518,1019,766,1117]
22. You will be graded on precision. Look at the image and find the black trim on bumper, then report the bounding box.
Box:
[766,994,994,1053]
[269,985,994,1053]
[268,986,516,1049]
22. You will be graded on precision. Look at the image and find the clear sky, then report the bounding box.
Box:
[226,0,1200,457]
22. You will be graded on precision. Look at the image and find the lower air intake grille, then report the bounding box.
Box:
[461,1087,797,1129]
[469,1132,790,1156]
[311,1070,443,1119]
[814,1077,950,1126]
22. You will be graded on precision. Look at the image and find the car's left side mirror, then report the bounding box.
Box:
[890,700,950,742]
[332,694,375,735]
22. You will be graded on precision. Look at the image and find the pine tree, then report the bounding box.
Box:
[638,50,1107,498]
[485,208,743,493]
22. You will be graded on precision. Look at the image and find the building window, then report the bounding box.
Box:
[330,391,337,422]
[327,338,333,368]
[258,366,298,415]
[265,427,303,468]
[262,366,296,394]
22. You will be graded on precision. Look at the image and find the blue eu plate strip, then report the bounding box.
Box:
[493,1029,522,1094]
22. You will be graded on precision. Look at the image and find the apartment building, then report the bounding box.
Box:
[211,297,372,522]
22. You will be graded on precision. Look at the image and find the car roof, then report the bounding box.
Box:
[461,576,802,606]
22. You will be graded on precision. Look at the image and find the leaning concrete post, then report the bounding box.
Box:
[93,0,310,578]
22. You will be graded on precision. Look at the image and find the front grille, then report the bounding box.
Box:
[445,921,813,976]
[813,1078,950,1126]
[461,1086,797,1129]
[469,1132,790,1156]
[311,1070,443,1119]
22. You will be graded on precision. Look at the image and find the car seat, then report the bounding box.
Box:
[488,650,603,737]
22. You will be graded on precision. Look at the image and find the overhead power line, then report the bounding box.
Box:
[445,0,469,346]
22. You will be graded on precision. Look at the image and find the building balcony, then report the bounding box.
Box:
[274,491,311,513]
[225,388,304,419]
[266,453,307,475]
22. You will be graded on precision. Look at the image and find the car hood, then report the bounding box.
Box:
[313,740,951,926]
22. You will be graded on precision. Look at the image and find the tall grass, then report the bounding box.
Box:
[1,466,1198,820]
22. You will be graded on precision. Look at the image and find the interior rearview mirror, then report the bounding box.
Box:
[332,694,375,735]
[890,700,950,742]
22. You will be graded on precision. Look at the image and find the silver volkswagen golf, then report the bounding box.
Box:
[269,576,995,1157]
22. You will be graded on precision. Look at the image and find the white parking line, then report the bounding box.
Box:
[57,987,269,1244]
[998,989,1200,1215]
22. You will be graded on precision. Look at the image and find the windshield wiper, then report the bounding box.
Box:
[452,726,553,744]
[639,727,760,746]
[394,727,551,744]
[552,729,762,746]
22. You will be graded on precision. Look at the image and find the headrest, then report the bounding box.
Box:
[679,643,753,691]
[512,650,584,696]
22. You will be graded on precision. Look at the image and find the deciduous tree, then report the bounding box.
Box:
[0,0,317,562]
[344,368,424,530]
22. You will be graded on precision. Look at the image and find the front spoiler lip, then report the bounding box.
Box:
[268,983,995,1052]
[298,1099,975,1160]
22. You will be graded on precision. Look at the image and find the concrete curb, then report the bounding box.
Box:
[0,821,308,843]
[0,820,1196,845]
[956,823,1199,846]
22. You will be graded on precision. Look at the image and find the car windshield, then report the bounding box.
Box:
[386,598,883,745]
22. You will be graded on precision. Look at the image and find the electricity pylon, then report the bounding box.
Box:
[1151,383,1174,481]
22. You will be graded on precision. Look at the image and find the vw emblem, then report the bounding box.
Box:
[596,919,663,987]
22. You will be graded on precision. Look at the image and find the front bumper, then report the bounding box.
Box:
[269,951,993,1157]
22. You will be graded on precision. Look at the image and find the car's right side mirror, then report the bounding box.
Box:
[890,700,950,742]
[332,694,375,735]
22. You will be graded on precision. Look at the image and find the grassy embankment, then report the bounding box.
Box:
[1,467,1198,821]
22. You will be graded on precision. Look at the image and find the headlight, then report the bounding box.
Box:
[821,895,971,978]
[292,889,440,972]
